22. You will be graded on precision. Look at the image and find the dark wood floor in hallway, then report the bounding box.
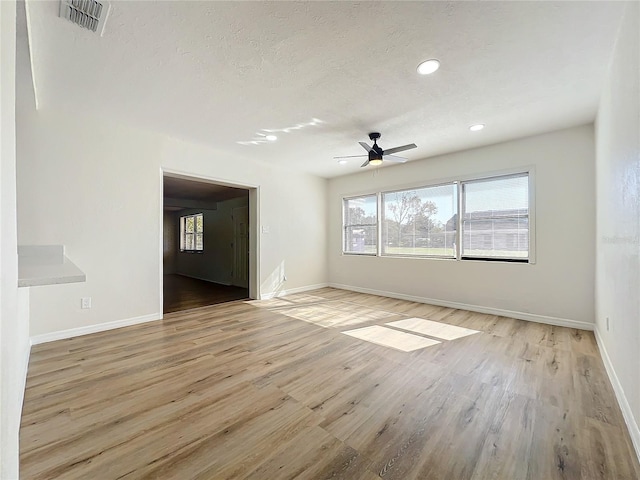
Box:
[163,273,248,313]
[21,288,640,479]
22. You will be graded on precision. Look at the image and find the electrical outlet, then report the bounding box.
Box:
[606,317,610,331]
[81,297,92,309]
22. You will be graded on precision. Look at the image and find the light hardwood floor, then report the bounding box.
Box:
[21,288,640,479]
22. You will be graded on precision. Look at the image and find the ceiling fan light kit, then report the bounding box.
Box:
[334,132,417,168]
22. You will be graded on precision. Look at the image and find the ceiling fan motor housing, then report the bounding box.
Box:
[368,132,383,159]
[369,149,383,161]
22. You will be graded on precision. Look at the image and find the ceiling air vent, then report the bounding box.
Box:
[59,0,110,35]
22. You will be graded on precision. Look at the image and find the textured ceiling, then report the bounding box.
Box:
[24,1,626,178]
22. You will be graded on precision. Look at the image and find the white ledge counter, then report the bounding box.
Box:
[18,245,86,287]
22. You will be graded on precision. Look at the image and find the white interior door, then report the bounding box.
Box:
[231,206,249,288]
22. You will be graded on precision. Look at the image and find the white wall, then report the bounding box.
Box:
[595,2,640,458]
[1,1,30,477]
[328,125,595,327]
[16,35,327,339]
[175,195,249,285]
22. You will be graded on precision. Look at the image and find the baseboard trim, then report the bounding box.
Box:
[594,327,640,463]
[328,283,594,331]
[170,273,232,287]
[30,313,162,345]
[260,283,329,300]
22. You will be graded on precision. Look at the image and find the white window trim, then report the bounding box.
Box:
[456,180,463,261]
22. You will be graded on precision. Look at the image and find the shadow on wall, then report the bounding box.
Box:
[262,261,286,297]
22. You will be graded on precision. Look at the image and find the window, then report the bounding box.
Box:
[343,195,377,254]
[382,184,457,257]
[341,171,531,262]
[180,213,204,252]
[461,174,529,261]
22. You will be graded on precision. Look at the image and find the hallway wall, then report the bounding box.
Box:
[163,210,178,274]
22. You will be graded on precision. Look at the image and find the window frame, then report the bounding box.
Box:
[380,181,458,259]
[459,172,533,263]
[341,168,535,264]
[342,194,378,256]
[180,212,204,253]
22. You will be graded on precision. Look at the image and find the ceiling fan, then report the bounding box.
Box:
[334,132,417,167]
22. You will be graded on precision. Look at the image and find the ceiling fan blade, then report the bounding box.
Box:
[383,143,417,155]
[360,159,370,167]
[383,155,408,163]
[359,142,372,152]
[333,154,368,159]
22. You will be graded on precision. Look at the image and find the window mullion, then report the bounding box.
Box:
[377,192,382,256]
[456,182,463,261]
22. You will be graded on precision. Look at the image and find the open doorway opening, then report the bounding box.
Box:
[162,174,254,314]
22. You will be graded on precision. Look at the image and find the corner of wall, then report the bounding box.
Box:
[593,0,640,465]
[1,1,30,478]
[594,327,640,461]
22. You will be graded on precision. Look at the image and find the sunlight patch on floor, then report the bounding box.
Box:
[342,325,441,352]
[245,298,295,308]
[246,294,328,309]
[281,294,328,304]
[386,318,479,341]
[275,302,396,328]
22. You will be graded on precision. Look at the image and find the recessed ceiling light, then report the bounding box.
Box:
[469,124,485,132]
[337,159,348,165]
[265,135,278,141]
[417,59,440,75]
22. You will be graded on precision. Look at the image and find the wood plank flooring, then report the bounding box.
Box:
[21,288,640,479]
[163,274,248,313]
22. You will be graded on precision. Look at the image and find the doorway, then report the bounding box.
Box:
[162,173,257,314]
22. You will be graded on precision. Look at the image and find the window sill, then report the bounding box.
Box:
[341,252,532,264]
[460,256,529,264]
[380,253,456,260]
